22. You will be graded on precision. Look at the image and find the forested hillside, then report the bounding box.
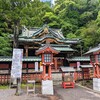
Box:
[0,0,100,55]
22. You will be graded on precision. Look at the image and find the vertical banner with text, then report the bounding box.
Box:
[35,62,38,71]
[77,61,80,70]
[11,49,23,78]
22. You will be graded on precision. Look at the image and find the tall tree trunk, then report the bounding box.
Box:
[13,21,19,48]
[13,21,21,96]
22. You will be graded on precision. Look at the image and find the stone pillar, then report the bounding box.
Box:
[93,64,100,91]
[93,78,100,91]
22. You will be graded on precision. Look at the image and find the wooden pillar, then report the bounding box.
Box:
[93,64,96,77]
[54,58,57,70]
[82,69,84,84]
[42,65,46,80]
[8,63,11,83]
[8,63,11,75]
[96,64,100,78]
[25,45,28,57]
[48,65,52,80]
[26,62,28,73]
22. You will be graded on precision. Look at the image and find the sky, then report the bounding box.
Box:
[40,0,55,5]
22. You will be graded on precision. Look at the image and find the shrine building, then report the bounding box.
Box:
[0,25,91,83]
[18,25,90,70]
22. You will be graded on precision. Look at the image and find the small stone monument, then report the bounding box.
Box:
[42,80,54,95]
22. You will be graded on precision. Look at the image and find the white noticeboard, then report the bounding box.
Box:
[42,80,54,95]
[11,49,23,78]
[35,62,38,71]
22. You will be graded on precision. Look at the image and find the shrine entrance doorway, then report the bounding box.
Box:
[63,58,69,66]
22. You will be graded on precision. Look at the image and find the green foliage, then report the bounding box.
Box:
[43,12,60,28]
[54,0,100,53]
[0,32,11,56]
[67,33,77,39]
[0,0,52,55]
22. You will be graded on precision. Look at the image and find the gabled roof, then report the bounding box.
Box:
[36,44,59,55]
[85,44,100,55]
[20,25,65,39]
[68,56,90,61]
[19,25,80,44]
[41,44,76,52]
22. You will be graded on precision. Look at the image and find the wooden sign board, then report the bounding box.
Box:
[42,80,54,95]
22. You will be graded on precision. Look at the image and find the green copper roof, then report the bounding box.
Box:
[20,25,65,40]
[19,25,80,44]
[54,47,76,52]
[60,67,76,72]
[68,56,90,61]
[0,56,41,62]
[85,44,100,55]
[40,44,76,52]
[80,65,93,68]
[0,56,90,62]
[18,37,79,44]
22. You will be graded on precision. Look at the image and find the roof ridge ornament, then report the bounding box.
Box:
[43,24,49,28]
[43,24,49,34]
[44,27,49,33]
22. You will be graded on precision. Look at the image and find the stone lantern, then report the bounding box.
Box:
[36,44,59,95]
[36,44,59,80]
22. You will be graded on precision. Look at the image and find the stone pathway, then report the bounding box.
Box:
[54,85,100,100]
[1,84,100,100]
[0,89,49,100]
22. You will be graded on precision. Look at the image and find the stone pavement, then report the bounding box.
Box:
[0,89,49,100]
[54,85,100,100]
[1,85,100,100]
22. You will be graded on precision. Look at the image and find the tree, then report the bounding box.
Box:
[0,1,12,55]
[0,32,11,56]
[43,12,60,28]
[54,0,100,52]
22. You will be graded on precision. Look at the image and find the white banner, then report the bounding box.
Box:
[77,62,80,70]
[35,62,38,71]
[11,49,23,78]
